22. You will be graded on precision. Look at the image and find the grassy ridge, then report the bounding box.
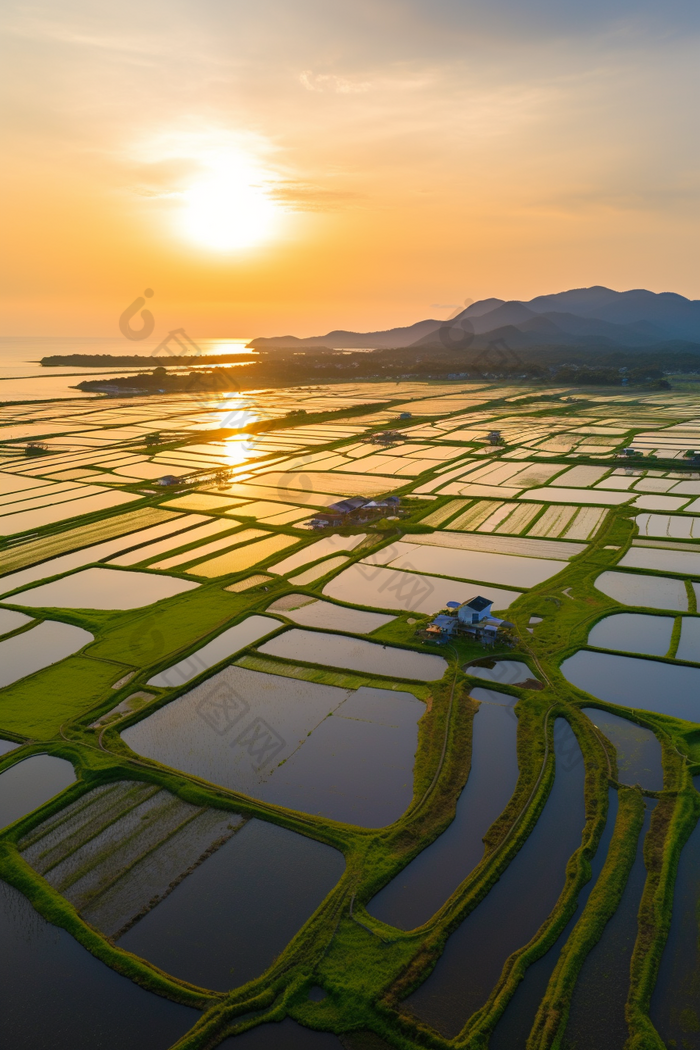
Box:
[526,786,645,1050]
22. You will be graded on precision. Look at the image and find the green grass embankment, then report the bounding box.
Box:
[625,767,700,1050]
[525,786,645,1050]
[459,704,611,1048]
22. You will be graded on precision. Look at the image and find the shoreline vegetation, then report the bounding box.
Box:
[2,381,700,1049]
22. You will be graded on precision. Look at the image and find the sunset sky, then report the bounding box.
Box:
[1,0,699,338]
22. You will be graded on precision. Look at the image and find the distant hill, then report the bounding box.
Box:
[249,286,700,351]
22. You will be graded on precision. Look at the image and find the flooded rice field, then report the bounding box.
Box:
[619,546,700,575]
[368,701,519,929]
[676,617,700,662]
[466,660,540,687]
[594,571,688,611]
[0,606,33,634]
[147,615,281,687]
[406,719,586,1038]
[563,802,656,1049]
[0,619,93,688]
[118,818,345,990]
[582,708,663,789]
[0,879,200,1049]
[0,754,75,828]
[490,787,619,1050]
[562,650,700,721]
[322,562,521,614]
[651,777,700,1050]
[123,668,424,825]
[257,628,447,680]
[371,541,566,590]
[587,612,673,657]
[21,780,244,937]
[266,595,395,635]
[217,1018,342,1047]
[10,566,198,610]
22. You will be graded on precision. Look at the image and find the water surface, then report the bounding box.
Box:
[563,802,656,1049]
[119,819,345,990]
[218,1018,342,1048]
[368,702,519,929]
[677,617,700,662]
[0,755,75,827]
[258,629,446,681]
[651,777,700,1049]
[11,567,198,610]
[124,669,423,825]
[562,650,700,723]
[0,620,93,688]
[406,719,586,1038]
[594,571,687,611]
[582,708,663,790]
[466,660,539,686]
[147,615,281,687]
[323,562,520,615]
[0,879,199,1049]
[619,547,700,576]
[587,613,673,657]
[490,788,619,1050]
[266,596,394,635]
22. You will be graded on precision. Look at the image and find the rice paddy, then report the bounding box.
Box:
[5,377,700,1048]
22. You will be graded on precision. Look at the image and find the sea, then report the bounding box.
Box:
[0,337,253,405]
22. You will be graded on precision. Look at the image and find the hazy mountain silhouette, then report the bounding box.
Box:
[249,286,700,350]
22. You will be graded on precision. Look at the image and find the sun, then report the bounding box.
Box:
[181,152,280,251]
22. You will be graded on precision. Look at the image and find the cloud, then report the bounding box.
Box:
[299,71,373,94]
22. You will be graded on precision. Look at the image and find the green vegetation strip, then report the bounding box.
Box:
[526,786,645,1050]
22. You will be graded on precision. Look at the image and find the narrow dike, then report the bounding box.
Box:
[367,700,519,930]
[650,776,700,1050]
[404,718,586,1039]
[488,786,620,1050]
[562,800,657,1048]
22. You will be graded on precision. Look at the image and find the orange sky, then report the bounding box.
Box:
[1,0,699,338]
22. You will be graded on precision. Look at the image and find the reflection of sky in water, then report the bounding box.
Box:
[123,668,423,826]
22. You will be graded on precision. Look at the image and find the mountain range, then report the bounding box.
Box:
[249,286,700,352]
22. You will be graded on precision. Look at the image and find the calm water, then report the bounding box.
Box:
[677,617,700,662]
[119,819,345,991]
[368,703,519,929]
[124,670,423,826]
[406,719,586,1038]
[10,567,198,610]
[587,613,673,657]
[650,777,700,1049]
[0,879,199,1049]
[582,709,663,790]
[563,802,656,1050]
[0,516,204,596]
[594,571,688,611]
[218,1018,342,1048]
[466,660,539,686]
[0,607,33,634]
[380,542,564,590]
[257,628,447,681]
[266,597,394,635]
[0,620,93,689]
[562,650,700,722]
[147,615,281,687]
[323,562,521,616]
[0,739,20,755]
[490,788,619,1050]
[0,755,75,827]
[620,547,700,576]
